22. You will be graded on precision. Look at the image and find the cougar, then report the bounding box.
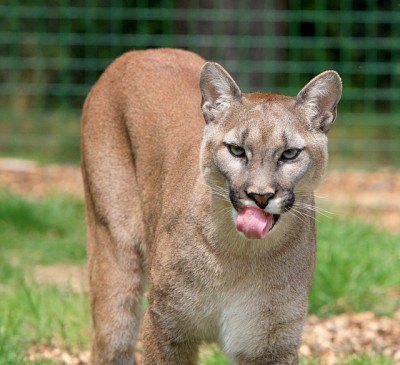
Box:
[81,48,342,364]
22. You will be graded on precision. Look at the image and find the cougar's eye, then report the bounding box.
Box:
[226,144,246,158]
[281,148,302,161]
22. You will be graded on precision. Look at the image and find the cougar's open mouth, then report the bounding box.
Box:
[235,206,282,240]
[272,214,281,229]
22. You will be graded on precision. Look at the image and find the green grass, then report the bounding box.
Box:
[0,192,89,364]
[0,191,398,364]
[200,345,230,365]
[0,192,86,265]
[311,215,400,317]
[0,258,90,362]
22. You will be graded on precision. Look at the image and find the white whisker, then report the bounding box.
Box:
[313,194,329,200]
[294,202,335,218]
[287,207,309,224]
[291,206,318,222]
[295,191,330,200]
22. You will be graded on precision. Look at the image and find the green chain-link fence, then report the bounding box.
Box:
[1,1,400,167]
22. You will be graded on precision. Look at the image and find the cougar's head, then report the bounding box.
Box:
[199,62,342,240]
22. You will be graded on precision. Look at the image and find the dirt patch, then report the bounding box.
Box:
[317,169,400,234]
[0,158,83,198]
[34,265,88,293]
[26,344,90,365]
[26,344,142,365]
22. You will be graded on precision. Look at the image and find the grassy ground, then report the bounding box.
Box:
[311,215,400,317]
[0,109,81,164]
[327,113,400,170]
[0,193,88,364]
[0,192,399,364]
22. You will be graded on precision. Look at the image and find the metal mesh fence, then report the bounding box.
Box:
[1,0,399,167]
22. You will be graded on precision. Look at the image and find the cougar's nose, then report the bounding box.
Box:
[245,191,275,210]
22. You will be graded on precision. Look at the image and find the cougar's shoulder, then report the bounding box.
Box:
[81,49,207,245]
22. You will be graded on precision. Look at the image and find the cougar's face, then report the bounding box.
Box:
[200,95,328,234]
[199,62,340,238]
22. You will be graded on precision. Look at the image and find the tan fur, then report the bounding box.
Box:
[81,48,342,364]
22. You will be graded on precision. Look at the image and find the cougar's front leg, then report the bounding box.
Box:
[142,308,198,365]
[233,349,299,365]
[230,319,303,365]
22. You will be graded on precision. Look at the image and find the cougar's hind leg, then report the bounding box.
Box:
[81,110,145,364]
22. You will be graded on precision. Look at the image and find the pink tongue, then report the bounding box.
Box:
[236,206,273,240]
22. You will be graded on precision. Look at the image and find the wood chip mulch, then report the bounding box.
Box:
[300,311,400,364]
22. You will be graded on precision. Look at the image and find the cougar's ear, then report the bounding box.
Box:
[200,62,242,123]
[296,70,342,133]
